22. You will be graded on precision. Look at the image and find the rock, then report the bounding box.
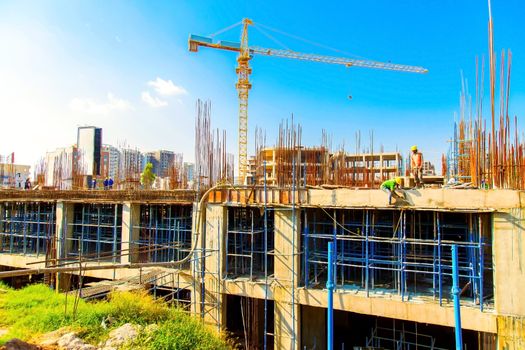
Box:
[100,323,140,350]
[39,327,71,346]
[56,332,95,350]
[4,339,39,350]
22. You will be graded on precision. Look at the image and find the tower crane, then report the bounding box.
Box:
[189,18,428,183]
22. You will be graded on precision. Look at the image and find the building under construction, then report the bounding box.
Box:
[0,163,524,349]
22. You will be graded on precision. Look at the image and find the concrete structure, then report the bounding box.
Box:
[422,160,436,176]
[0,187,524,349]
[77,126,102,177]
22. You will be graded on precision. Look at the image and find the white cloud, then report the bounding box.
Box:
[147,77,187,96]
[141,91,168,108]
[69,93,133,114]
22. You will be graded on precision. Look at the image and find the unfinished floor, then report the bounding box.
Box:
[0,188,524,349]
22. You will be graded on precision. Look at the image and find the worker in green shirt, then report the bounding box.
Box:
[380,177,403,205]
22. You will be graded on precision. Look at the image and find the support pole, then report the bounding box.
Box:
[327,241,334,350]
[452,244,463,350]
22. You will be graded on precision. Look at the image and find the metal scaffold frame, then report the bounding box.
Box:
[67,203,122,262]
[225,206,274,280]
[302,208,492,310]
[0,202,56,257]
[133,204,193,266]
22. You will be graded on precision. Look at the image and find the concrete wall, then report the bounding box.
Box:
[493,209,525,316]
[273,208,301,350]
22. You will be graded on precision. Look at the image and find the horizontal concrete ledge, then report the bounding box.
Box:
[298,288,497,333]
[219,278,496,333]
[308,188,524,211]
[2,188,523,211]
[0,189,196,204]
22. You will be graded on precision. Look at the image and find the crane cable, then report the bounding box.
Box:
[254,21,371,61]
[209,21,242,38]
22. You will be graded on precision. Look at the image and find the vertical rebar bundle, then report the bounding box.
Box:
[194,99,234,189]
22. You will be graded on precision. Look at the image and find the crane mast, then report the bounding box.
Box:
[236,19,253,183]
[189,19,427,183]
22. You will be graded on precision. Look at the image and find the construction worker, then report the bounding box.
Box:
[410,145,423,188]
[380,177,403,205]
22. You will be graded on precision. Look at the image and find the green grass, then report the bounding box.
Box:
[0,283,231,349]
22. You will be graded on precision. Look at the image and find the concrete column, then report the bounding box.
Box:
[55,201,74,260]
[496,315,525,350]
[0,202,4,233]
[121,202,140,264]
[55,201,74,291]
[493,209,525,315]
[273,207,301,350]
[197,203,227,331]
[492,209,525,348]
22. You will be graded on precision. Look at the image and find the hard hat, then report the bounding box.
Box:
[411,145,418,151]
[395,177,402,185]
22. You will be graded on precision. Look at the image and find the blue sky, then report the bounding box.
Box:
[1,0,524,171]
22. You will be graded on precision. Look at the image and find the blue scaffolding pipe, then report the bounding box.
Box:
[365,210,369,297]
[437,213,443,306]
[326,241,335,350]
[452,244,463,349]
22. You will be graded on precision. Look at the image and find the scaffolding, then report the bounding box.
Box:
[225,207,274,279]
[67,203,122,262]
[364,320,448,350]
[133,204,193,267]
[302,208,492,310]
[0,202,56,257]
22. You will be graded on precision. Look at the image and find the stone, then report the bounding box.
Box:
[4,339,39,350]
[56,332,96,350]
[100,323,140,349]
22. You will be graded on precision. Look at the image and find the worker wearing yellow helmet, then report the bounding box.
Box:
[380,177,403,205]
[410,145,424,188]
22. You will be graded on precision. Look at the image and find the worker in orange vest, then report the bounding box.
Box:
[410,145,423,188]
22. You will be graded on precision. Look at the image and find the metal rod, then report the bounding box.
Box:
[452,244,463,349]
[327,241,335,350]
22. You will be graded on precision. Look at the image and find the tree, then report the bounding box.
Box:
[140,162,156,189]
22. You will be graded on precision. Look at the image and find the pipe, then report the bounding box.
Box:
[452,244,463,350]
[327,241,334,350]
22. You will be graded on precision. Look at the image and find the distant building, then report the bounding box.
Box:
[143,150,175,177]
[101,145,120,180]
[0,164,31,189]
[77,126,102,177]
[422,161,436,176]
[119,148,142,184]
[44,146,78,189]
[184,162,195,183]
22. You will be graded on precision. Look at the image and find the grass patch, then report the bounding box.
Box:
[0,284,231,348]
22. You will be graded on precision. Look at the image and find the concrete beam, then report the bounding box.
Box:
[297,288,496,333]
[308,188,524,210]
